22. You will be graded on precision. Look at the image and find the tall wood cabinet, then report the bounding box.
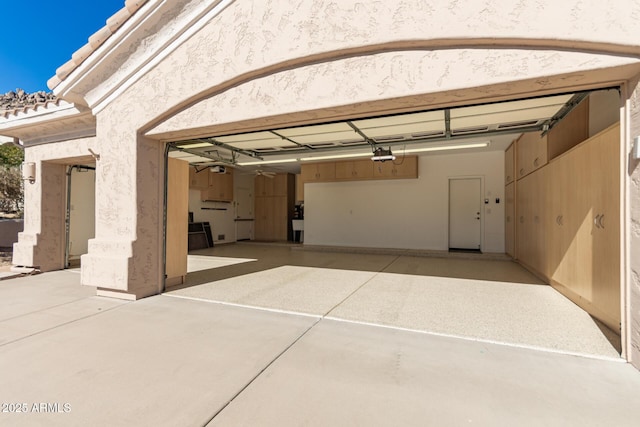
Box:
[254,173,295,241]
[546,123,620,330]
[504,182,515,258]
[511,123,620,331]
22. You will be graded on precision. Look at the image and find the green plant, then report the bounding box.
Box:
[0,167,23,213]
[0,143,24,167]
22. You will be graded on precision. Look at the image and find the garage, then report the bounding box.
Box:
[4,0,640,367]
[161,87,623,359]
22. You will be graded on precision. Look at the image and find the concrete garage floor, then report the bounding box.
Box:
[171,243,621,359]
[1,247,638,426]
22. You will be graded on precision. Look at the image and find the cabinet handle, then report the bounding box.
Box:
[596,214,605,229]
[506,175,511,182]
[519,216,524,223]
[533,157,539,167]
[506,216,511,223]
[519,168,525,176]
[556,215,563,226]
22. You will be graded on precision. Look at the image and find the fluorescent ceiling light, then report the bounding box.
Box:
[236,159,298,166]
[401,142,489,154]
[177,142,213,149]
[300,152,371,161]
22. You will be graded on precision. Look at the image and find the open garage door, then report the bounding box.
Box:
[163,87,623,358]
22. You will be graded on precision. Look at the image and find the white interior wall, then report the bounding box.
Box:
[68,167,95,260]
[187,168,256,245]
[304,151,505,252]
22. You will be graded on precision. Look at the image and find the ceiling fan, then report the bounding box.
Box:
[240,169,276,178]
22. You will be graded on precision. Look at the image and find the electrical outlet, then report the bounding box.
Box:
[218,234,225,241]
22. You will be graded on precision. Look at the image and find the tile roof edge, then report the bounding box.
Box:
[0,99,78,121]
[48,0,150,91]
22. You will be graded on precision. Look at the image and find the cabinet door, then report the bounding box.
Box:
[505,182,515,257]
[335,159,373,180]
[272,173,288,196]
[301,162,335,182]
[189,166,209,189]
[272,196,288,240]
[505,143,515,184]
[516,132,547,178]
[205,171,234,202]
[295,174,304,202]
[589,125,620,329]
[372,156,418,179]
[516,172,532,265]
[254,197,270,240]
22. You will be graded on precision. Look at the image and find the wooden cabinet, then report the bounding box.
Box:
[295,174,304,202]
[505,182,515,258]
[166,158,189,287]
[335,159,373,180]
[547,97,589,161]
[516,167,547,277]
[189,166,209,189]
[516,131,547,179]
[301,162,335,182]
[546,123,620,330]
[300,156,418,183]
[202,169,234,202]
[254,173,295,241]
[505,142,515,184]
[372,156,418,179]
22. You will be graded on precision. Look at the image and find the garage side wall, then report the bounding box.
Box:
[629,78,640,366]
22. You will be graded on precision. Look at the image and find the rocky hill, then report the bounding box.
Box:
[1,89,57,111]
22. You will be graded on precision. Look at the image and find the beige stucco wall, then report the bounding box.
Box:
[12,136,97,271]
[629,78,640,365]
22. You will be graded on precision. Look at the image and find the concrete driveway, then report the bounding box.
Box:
[2,270,640,426]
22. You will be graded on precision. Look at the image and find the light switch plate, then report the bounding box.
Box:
[633,136,640,160]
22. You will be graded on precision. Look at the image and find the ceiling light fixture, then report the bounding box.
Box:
[371,147,396,162]
[236,158,298,166]
[177,142,213,149]
[401,141,490,154]
[300,152,371,161]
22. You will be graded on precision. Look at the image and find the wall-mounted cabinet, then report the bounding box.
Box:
[372,156,418,179]
[301,162,336,182]
[516,131,547,179]
[335,159,373,180]
[547,97,589,161]
[300,156,418,183]
[189,166,209,189]
[202,169,234,202]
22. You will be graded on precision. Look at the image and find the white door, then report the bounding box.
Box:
[449,178,481,250]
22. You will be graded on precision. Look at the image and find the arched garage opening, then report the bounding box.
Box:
[152,44,634,361]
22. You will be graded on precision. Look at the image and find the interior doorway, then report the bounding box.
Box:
[65,165,96,267]
[449,177,482,251]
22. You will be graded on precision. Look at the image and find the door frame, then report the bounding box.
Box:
[447,175,484,252]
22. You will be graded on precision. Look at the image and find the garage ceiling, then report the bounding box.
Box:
[168,92,585,171]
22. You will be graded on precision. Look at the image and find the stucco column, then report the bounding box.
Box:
[629,77,640,367]
[12,161,66,272]
[80,133,164,300]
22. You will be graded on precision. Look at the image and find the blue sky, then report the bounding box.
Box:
[0,0,124,94]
